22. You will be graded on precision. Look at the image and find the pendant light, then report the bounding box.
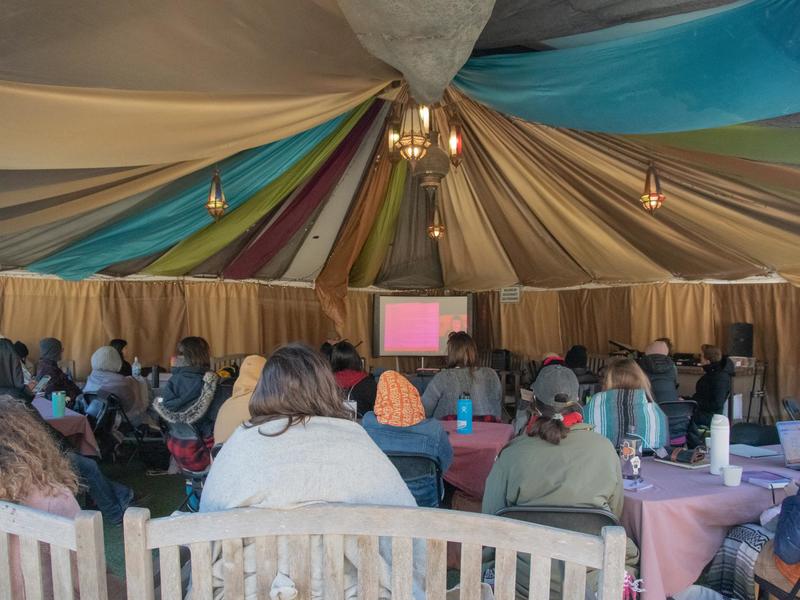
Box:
[640,163,665,214]
[205,167,228,221]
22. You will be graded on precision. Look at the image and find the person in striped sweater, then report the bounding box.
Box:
[584,357,669,451]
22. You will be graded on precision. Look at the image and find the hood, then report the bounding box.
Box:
[639,354,675,375]
[232,355,266,396]
[39,337,63,362]
[91,346,122,373]
[704,357,735,375]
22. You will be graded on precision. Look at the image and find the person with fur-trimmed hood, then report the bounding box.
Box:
[153,336,230,472]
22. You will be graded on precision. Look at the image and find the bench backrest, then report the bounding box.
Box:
[0,501,107,600]
[124,504,626,600]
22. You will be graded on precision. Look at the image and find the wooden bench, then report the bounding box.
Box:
[124,503,626,600]
[0,500,108,600]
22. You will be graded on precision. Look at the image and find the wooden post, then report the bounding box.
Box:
[597,526,627,600]
[75,510,108,600]
[124,508,155,600]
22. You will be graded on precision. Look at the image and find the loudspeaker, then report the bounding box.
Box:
[728,322,753,357]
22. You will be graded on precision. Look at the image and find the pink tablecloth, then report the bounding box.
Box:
[33,397,99,457]
[622,447,798,599]
[441,421,514,499]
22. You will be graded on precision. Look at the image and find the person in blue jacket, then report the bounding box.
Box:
[362,370,453,507]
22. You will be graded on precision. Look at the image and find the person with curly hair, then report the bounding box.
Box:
[0,396,126,598]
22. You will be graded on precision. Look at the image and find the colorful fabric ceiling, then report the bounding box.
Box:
[2,0,800,311]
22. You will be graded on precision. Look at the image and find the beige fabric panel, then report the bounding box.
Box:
[711,284,800,422]
[557,287,633,355]
[0,81,386,170]
[184,282,263,357]
[498,291,563,358]
[0,156,219,234]
[0,276,797,418]
[0,0,397,170]
[461,99,671,284]
[628,283,716,352]
[438,167,518,289]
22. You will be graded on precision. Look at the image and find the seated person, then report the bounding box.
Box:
[362,370,453,507]
[109,338,133,376]
[213,354,266,444]
[330,341,377,416]
[0,338,33,399]
[483,395,639,599]
[692,345,735,427]
[515,364,579,434]
[584,358,669,450]
[564,344,599,385]
[13,340,35,385]
[3,395,134,526]
[0,398,127,597]
[637,340,679,404]
[36,337,82,403]
[422,332,502,420]
[152,336,229,473]
[201,343,424,599]
[83,345,149,420]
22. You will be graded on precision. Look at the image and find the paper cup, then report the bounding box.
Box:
[722,465,743,487]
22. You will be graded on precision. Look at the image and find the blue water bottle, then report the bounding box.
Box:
[457,393,473,434]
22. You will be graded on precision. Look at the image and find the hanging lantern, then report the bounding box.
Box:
[448,115,464,169]
[640,163,665,214]
[387,117,401,163]
[394,101,431,163]
[205,168,228,221]
[427,204,446,240]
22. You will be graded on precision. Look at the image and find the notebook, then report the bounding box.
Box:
[729,444,781,459]
[742,471,792,489]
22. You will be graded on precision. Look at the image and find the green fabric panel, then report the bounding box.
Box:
[143,102,371,276]
[348,161,408,288]
[630,125,800,165]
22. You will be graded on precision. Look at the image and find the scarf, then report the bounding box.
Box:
[374,370,425,427]
[334,369,368,390]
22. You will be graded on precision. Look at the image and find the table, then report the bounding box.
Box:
[621,447,798,599]
[33,397,99,457]
[441,421,514,499]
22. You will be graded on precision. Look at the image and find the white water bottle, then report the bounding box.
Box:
[710,414,730,475]
[132,356,142,378]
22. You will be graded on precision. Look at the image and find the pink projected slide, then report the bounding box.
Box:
[384,303,440,353]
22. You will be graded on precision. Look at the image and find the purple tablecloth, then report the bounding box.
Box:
[441,421,514,499]
[622,447,798,599]
[33,397,99,456]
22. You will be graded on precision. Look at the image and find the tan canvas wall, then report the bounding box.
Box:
[0,276,795,419]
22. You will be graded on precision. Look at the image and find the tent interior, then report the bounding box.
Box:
[2,0,800,418]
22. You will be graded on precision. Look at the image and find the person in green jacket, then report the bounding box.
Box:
[483,393,639,599]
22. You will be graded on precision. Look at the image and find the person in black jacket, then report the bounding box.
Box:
[330,341,376,417]
[638,340,679,404]
[692,345,735,427]
[109,338,133,376]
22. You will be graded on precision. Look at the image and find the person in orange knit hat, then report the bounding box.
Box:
[362,370,453,507]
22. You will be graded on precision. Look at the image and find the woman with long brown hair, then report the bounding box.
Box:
[584,357,669,449]
[483,394,638,598]
[200,343,425,599]
[421,331,502,420]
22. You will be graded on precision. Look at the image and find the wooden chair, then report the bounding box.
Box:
[124,503,627,600]
[210,354,248,373]
[0,500,108,600]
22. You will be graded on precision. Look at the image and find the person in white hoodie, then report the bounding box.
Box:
[200,343,425,600]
